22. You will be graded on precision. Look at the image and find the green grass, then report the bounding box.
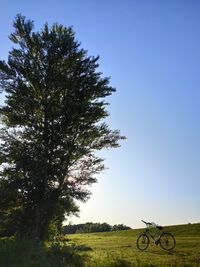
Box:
[0,223,199,266]
[67,223,200,267]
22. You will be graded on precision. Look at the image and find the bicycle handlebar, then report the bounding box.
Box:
[141,220,152,225]
[141,220,163,230]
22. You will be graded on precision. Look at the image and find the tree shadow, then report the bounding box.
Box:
[73,244,93,252]
[108,259,131,267]
[0,238,87,267]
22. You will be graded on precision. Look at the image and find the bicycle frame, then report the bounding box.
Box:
[142,220,163,241]
[144,223,163,242]
[143,226,162,243]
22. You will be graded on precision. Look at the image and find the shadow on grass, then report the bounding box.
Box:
[73,244,93,252]
[0,238,87,267]
[108,259,131,267]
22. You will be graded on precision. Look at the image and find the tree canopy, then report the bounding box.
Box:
[0,15,124,241]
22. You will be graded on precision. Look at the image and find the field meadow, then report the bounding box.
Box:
[68,223,200,267]
[0,223,199,267]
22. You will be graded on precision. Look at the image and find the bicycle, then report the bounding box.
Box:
[137,220,176,251]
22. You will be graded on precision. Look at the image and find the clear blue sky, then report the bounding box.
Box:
[1,0,200,228]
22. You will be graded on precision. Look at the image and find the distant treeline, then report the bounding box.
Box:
[62,222,131,234]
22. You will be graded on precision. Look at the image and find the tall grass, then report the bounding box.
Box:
[0,238,85,267]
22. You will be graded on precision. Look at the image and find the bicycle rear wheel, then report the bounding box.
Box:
[159,232,176,251]
[137,234,149,251]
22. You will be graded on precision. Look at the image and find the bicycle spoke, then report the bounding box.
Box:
[159,232,176,251]
[137,234,149,251]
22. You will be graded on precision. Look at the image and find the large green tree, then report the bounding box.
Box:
[0,15,124,241]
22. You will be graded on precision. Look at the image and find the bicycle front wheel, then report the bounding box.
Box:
[159,232,176,251]
[137,234,149,251]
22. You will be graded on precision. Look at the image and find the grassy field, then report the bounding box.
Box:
[67,223,200,267]
[0,223,199,266]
